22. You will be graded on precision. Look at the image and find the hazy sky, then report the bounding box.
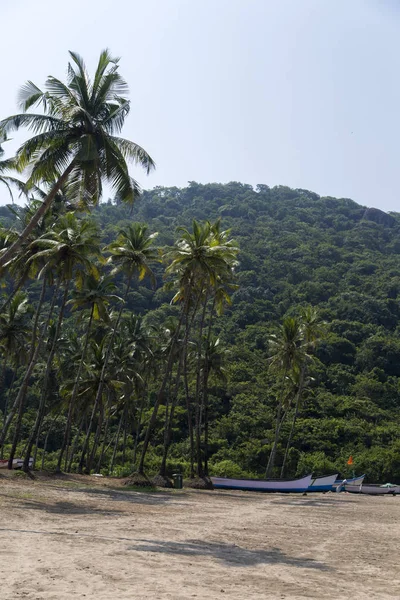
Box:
[1,0,400,210]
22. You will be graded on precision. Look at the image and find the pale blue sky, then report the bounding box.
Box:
[1,0,400,210]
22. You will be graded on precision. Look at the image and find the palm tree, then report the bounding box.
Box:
[280,306,325,477]
[265,316,305,478]
[78,223,158,473]
[55,274,119,472]
[0,49,155,269]
[21,213,101,470]
[139,220,238,476]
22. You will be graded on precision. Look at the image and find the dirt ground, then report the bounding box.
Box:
[0,472,399,600]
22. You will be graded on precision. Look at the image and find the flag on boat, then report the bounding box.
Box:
[347,455,353,465]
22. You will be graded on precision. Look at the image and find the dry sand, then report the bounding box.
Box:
[0,472,399,600]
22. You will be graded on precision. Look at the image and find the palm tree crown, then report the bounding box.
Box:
[0,49,155,270]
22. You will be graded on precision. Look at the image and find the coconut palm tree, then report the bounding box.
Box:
[265,316,305,478]
[0,49,155,269]
[78,223,158,473]
[54,274,119,472]
[139,220,238,476]
[279,306,325,477]
[21,213,101,470]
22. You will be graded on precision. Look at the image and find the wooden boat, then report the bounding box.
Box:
[0,458,33,469]
[308,473,338,492]
[345,483,399,495]
[210,473,313,493]
[332,475,365,490]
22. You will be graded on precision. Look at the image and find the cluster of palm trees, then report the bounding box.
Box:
[0,49,239,479]
[0,201,238,477]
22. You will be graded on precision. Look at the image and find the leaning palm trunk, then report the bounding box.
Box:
[23,282,70,471]
[159,355,183,477]
[0,273,26,314]
[0,163,75,271]
[56,304,95,472]
[1,277,54,459]
[138,308,186,475]
[280,366,306,478]
[109,411,124,474]
[202,297,216,476]
[194,293,208,477]
[67,414,86,472]
[0,367,17,458]
[87,397,104,472]
[79,274,132,474]
[265,370,288,478]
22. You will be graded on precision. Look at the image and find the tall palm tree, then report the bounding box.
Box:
[55,274,119,472]
[265,316,305,478]
[139,220,238,476]
[78,223,158,473]
[21,213,101,470]
[0,49,155,269]
[280,306,325,477]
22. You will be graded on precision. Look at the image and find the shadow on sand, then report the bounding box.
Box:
[128,539,332,570]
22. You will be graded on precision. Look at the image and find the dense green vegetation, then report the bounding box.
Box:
[1,181,400,483]
[0,49,399,485]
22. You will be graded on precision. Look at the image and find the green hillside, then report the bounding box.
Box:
[1,182,400,482]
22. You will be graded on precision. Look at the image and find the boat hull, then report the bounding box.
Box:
[0,458,33,469]
[210,474,313,493]
[333,475,365,490]
[345,484,399,495]
[308,473,338,492]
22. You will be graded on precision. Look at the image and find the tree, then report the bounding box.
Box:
[265,316,305,478]
[0,49,155,269]
[78,223,158,473]
[280,306,325,477]
[21,212,101,470]
[55,274,119,472]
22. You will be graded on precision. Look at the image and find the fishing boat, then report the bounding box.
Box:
[0,458,33,470]
[344,483,399,495]
[332,474,365,490]
[308,473,338,492]
[210,473,313,493]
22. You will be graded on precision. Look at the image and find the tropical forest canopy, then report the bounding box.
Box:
[1,180,400,483]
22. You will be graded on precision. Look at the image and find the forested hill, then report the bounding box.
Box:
[1,182,400,481]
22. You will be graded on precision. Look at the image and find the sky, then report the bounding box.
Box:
[1,0,400,210]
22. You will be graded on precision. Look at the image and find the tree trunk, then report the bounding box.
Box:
[0,162,75,270]
[78,274,132,474]
[23,281,70,471]
[0,273,27,313]
[4,278,56,469]
[194,293,208,477]
[56,304,95,472]
[0,367,17,459]
[87,397,104,473]
[0,277,51,449]
[109,411,123,474]
[138,307,186,475]
[265,369,288,478]
[40,417,59,471]
[159,354,183,477]
[202,298,216,476]
[67,415,85,472]
[96,398,111,473]
[280,366,306,478]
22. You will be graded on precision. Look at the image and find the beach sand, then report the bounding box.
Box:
[0,472,399,599]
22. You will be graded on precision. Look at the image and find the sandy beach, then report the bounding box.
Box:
[0,472,399,600]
